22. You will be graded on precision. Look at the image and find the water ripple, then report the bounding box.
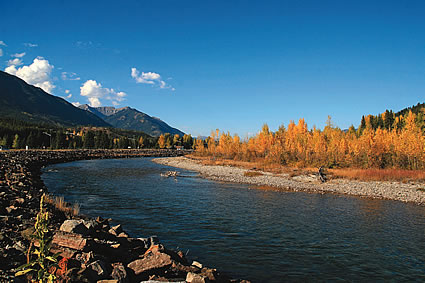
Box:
[42,158,425,282]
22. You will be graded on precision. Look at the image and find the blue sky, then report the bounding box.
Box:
[1,0,424,137]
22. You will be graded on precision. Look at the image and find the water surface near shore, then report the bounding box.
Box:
[42,158,425,282]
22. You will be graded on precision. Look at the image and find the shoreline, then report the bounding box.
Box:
[153,156,425,206]
[0,149,246,282]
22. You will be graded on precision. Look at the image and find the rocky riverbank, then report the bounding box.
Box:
[0,149,247,283]
[154,156,425,205]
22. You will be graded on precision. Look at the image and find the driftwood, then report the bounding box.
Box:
[318,166,327,183]
[160,171,180,178]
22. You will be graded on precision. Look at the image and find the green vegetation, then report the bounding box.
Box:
[15,194,62,282]
[358,102,425,133]
[0,118,195,150]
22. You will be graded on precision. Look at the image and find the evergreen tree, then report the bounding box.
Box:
[55,131,66,149]
[182,134,193,149]
[26,131,35,148]
[359,115,366,134]
[83,131,95,148]
[119,137,129,148]
[376,114,384,129]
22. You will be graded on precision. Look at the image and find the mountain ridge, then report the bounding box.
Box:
[79,104,185,137]
[0,71,110,127]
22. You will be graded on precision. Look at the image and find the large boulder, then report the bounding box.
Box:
[127,252,173,276]
[60,219,89,235]
[52,231,88,251]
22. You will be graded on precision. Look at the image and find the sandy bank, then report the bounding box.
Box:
[154,156,425,205]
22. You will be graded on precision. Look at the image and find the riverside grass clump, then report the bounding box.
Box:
[45,194,80,217]
[15,194,66,283]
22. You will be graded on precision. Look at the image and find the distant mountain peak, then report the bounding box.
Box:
[78,104,184,137]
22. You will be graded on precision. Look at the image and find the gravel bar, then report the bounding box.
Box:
[154,156,425,205]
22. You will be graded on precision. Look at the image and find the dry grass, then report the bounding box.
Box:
[188,155,425,182]
[330,168,425,182]
[186,155,310,176]
[45,194,80,216]
[244,171,264,177]
[187,155,315,176]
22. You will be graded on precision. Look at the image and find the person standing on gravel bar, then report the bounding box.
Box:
[318,166,327,183]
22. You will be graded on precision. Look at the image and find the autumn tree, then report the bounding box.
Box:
[158,134,166,149]
[138,136,145,148]
[12,134,20,149]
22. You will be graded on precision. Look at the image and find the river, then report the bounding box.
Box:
[41,158,425,282]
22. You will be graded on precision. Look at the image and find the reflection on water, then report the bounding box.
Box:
[42,158,425,282]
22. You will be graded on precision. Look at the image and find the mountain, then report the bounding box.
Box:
[79,104,185,137]
[78,105,127,119]
[0,71,110,127]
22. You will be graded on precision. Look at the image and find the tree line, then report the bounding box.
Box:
[0,119,195,150]
[194,109,425,170]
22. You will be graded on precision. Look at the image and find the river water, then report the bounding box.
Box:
[41,158,425,282]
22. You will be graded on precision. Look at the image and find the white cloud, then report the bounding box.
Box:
[75,41,95,49]
[59,90,73,100]
[4,57,55,94]
[61,71,81,81]
[72,102,81,107]
[7,58,23,66]
[64,90,72,99]
[131,67,174,91]
[80,79,126,107]
[0,41,5,57]
[12,52,25,58]
[24,43,37,47]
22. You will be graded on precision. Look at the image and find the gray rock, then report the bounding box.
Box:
[60,219,89,235]
[127,252,173,275]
